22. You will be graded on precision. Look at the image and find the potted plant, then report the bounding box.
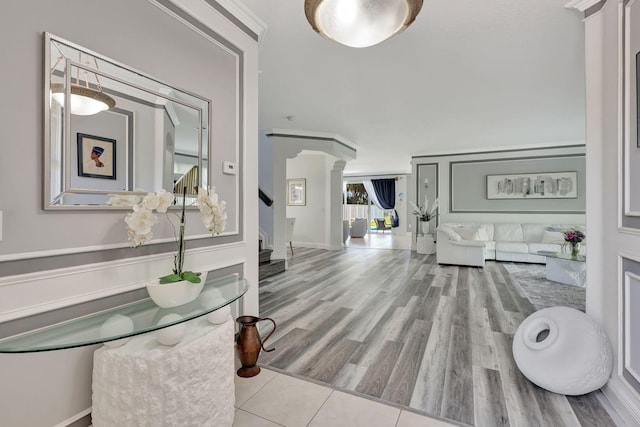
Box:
[120,186,227,307]
[409,197,439,236]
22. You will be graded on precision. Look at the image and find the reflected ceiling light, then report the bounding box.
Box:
[50,51,116,116]
[304,0,423,48]
[50,83,116,116]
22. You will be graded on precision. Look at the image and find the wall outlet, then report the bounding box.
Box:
[223,161,237,175]
[0,211,3,241]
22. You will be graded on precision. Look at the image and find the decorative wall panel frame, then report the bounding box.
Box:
[621,0,640,230]
[619,254,640,395]
[449,155,586,213]
[415,163,439,236]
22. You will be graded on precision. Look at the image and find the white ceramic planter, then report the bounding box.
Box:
[146,271,207,308]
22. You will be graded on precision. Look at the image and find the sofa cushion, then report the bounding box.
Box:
[541,230,565,245]
[523,224,547,243]
[453,227,480,241]
[494,224,524,242]
[438,225,462,241]
[495,241,528,253]
[475,224,494,241]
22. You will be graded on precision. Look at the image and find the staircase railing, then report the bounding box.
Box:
[259,188,273,206]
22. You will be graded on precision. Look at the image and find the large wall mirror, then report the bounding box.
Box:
[44,32,211,209]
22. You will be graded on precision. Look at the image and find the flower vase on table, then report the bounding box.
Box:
[113,186,227,308]
[570,242,580,258]
[562,228,585,259]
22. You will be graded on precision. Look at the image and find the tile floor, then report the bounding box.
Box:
[233,368,459,427]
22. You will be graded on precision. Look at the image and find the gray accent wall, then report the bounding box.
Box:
[411,145,586,227]
[1,0,242,260]
[0,2,257,426]
[450,155,585,213]
[416,164,438,235]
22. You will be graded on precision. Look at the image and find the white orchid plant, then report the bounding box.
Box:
[409,197,439,222]
[120,186,227,284]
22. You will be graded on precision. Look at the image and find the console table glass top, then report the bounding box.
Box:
[0,274,248,353]
[537,250,586,262]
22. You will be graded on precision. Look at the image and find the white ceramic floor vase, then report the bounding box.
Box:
[512,306,613,395]
[146,271,207,308]
[420,221,430,236]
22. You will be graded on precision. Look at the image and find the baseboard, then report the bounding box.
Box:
[53,408,91,427]
[601,382,640,426]
[291,242,330,250]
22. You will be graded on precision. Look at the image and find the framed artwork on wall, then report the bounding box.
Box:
[77,133,116,180]
[486,171,577,199]
[287,178,306,206]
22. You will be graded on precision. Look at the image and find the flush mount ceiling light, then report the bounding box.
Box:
[50,83,116,116]
[304,0,423,48]
[50,49,116,116]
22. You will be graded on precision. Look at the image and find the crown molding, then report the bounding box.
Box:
[564,0,604,13]
[211,0,267,43]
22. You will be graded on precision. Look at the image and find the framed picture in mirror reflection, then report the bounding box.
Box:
[77,133,116,180]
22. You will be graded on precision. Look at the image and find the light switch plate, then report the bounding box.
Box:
[223,161,237,175]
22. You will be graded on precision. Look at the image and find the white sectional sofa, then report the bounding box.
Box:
[436,223,585,267]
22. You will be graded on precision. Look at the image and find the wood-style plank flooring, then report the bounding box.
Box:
[257,247,615,427]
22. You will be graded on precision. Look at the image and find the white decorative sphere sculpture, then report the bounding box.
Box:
[155,313,187,346]
[99,314,134,348]
[513,306,613,395]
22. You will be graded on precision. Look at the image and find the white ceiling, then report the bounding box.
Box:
[237,0,586,174]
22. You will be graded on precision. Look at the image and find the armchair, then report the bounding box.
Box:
[375,218,390,233]
[350,218,368,238]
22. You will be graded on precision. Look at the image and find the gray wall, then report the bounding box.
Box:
[450,155,585,213]
[0,0,240,257]
[411,145,586,227]
[0,1,249,426]
[416,164,438,235]
[258,131,274,246]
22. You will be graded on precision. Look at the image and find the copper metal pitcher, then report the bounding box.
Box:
[235,315,276,377]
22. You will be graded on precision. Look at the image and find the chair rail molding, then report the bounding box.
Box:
[0,242,247,323]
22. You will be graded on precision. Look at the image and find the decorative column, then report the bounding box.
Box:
[272,143,302,263]
[329,160,347,250]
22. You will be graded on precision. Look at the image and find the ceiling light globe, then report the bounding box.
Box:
[305,0,423,48]
[51,84,115,116]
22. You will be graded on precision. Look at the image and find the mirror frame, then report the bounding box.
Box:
[43,32,212,210]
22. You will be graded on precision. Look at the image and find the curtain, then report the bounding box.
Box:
[362,180,383,209]
[371,179,395,210]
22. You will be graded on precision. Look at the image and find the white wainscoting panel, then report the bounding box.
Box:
[0,242,248,323]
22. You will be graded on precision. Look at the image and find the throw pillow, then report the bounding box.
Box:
[453,227,480,241]
[476,227,490,241]
[541,230,565,244]
[438,226,462,241]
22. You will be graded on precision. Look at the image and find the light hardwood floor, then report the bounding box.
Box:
[257,247,615,427]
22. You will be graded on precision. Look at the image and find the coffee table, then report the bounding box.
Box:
[537,251,586,287]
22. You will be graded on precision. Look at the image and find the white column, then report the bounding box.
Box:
[329,160,347,250]
[272,142,302,262]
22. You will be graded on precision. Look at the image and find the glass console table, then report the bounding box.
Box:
[0,273,248,353]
